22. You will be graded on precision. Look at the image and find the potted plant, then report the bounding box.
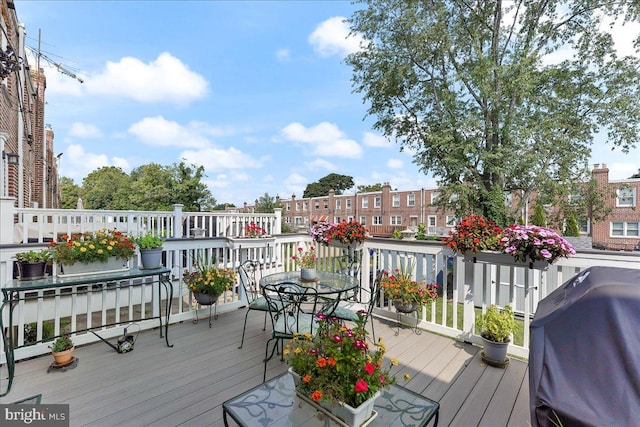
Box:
[49,334,74,365]
[284,313,396,426]
[380,262,439,313]
[183,262,236,305]
[15,249,51,280]
[500,224,576,265]
[476,304,517,365]
[443,215,503,255]
[134,233,164,270]
[49,229,136,276]
[291,245,317,280]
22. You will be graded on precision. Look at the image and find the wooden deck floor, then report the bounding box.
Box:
[1,308,530,426]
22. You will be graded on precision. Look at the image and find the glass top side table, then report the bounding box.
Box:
[223,372,439,426]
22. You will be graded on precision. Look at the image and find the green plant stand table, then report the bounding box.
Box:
[223,372,439,426]
[0,267,173,397]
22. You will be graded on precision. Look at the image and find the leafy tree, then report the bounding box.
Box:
[357,183,383,193]
[256,193,279,213]
[564,215,580,237]
[129,163,174,210]
[347,0,640,225]
[303,173,355,198]
[59,177,82,209]
[171,162,216,212]
[530,205,546,227]
[81,167,131,209]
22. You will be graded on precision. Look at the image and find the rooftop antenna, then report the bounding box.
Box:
[34,29,84,84]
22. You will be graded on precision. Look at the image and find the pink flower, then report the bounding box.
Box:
[364,362,375,375]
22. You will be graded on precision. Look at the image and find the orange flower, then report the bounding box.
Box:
[303,374,312,383]
[311,390,322,402]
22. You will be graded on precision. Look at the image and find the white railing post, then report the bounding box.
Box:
[460,256,475,340]
[172,204,184,238]
[273,208,282,235]
[0,197,16,244]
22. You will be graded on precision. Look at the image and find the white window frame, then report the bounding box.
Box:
[372,216,383,225]
[303,201,308,211]
[359,216,367,225]
[286,203,291,211]
[362,197,369,209]
[374,196,381,208]
[407,193,415,207]
[296,202,300,211]
[611,221,639,237]
[579,219,590,235]
[336,199,342,210]
[428,215,437,227]
[390,215,402,225]
[294,216,303,225]
[616,188,636,207]
[392,195,400,207]
[446,215,457,227]
[431,192,440,204]
[346,199,352,210]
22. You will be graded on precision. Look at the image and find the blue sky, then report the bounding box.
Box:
[15,1,640,207]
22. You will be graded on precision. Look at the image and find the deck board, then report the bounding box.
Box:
[1,309,531,426]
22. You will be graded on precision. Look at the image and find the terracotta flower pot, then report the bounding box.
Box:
[52,347,74,365]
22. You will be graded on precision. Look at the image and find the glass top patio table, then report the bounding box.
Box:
[259,271,359,296]
[223,372,440,426]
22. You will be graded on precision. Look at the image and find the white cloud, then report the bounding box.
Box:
[128,116,212,148]
[363,132,392,147]
[180,147,263,170]
[276,48,291,61]
[85,52,208,104]
[280,122,363,158]
[387,158,403,169]
[309,16,364,57]
[69,122,103,138]
[62,144,128,181]
[284,172,308,197]
[305,159,335,171]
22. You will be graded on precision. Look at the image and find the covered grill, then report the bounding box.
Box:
[529,266,640,426]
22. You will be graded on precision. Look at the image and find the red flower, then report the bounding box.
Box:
[311,390,323,401]
[354,378,369,393]
[364,362,375,375]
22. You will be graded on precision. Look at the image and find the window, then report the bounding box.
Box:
[428,215,437,227]
[286,203,291,211]
[336,200,342,210]
[324,200,329,209]
[611,221,639,237]
[504,192,513,206]
[335,216,342,223]
[346,199,352,209]
[362,197,369,208]
[407,193,415,207]
[579,219,590,234]
[391,216,402,225]
[296,202,300,211]
[359,216,367,225]
[303,202,308,210]
[616,188,636,207]
[392,195,400,207]
[374,196,381,208]
[315,202,320,209]
[294,217,303,225]
[431,192,440,204]
[446,216,457,227]
[373,216,383,225]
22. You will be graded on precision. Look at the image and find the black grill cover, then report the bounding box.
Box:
[529,266,640,427]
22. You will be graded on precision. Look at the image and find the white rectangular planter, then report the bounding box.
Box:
[463,252,549,270]
[58,258,131,277]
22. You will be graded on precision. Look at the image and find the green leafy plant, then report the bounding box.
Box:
[416,223,427,240]
[477,305,517,343]
[134,233,164,249]
[392,230,403,239]
[49,229,136,265]
[15,249,51,263]
[49,334,74,352]
[285,313,396,408]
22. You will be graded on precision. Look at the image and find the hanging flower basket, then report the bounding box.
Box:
[463,251,549,270]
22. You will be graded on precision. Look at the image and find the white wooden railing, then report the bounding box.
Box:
[1,201,639,363]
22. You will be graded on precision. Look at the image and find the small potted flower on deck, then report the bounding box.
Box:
[49,334,75,365]
[477,304,517,366]
[380,265,439,313]
[133,232,164,270]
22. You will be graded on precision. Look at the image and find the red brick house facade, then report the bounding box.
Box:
[279,167,640,251]
[1,0,60,208]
